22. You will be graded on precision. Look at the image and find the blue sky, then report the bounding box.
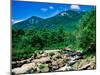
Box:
[12,0,95,23]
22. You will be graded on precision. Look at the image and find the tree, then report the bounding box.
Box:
[76,9,96,53]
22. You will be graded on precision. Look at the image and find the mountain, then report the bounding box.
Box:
[13,16,44,29]
[12,10,84,32]
[36,10,84,31]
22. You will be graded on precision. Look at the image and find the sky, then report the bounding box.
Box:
[12,0,95,24]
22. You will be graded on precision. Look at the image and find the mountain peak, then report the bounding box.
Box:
[12,10,83,30]
[58,10,81,18]
[60,11,68,16]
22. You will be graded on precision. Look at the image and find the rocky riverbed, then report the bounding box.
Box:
[12,49,96,75]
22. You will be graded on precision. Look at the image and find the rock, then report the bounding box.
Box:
[79,61,96,70]
[12,49,95,73]
[39,51,44,54]
[26,58,32,63]
[35,52,48,59]
[71,55,80,61]
[70,51,82,57]
[35,54,41,59]
[31,54,35,59]
[32,57,51,63]
[57,59,65,68]
[52,65,59,70]
[79,62,93,70]
[12,60,27,69]
[51,60,59,70]
[36,67,41,73]
[87,62,96,69]
[12,63,36,74]
[61,54,70,60]
[68,60,76,66]
[44,49,61,53]
[63,47,72,51]
[41,52,48,57]
[72,56,96,70]
[52,52,62,60]
[51,60,58,66]
[56,64,72,71]
[51,59,65,70]
[48,52,55,56]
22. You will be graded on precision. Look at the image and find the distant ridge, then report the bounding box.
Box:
[12,10,85,31]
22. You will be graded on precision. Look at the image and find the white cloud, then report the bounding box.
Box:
[40,8,48,12]
[70,5,80,10]
[49,6,54,9]
[40,6,54,12]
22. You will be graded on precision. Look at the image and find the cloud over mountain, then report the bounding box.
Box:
[70,5,80,10]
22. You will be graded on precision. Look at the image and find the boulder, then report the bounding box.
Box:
[52,52,62,60]
[12,60,27,69]
[32,57,51,63]
[57,59,65,68]
[68,60,76,66]
[51,60,59,70]
[35,54,41,59]
[51,59,65,70]
[41,52,48,57]
[12,63,36,74]
[56,64,72,71]
[48,52,55,56]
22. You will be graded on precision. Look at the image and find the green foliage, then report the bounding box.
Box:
[73,9,95,55]
[38,64,46,69]
[12,25,67,60]
[76,9,96,50]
